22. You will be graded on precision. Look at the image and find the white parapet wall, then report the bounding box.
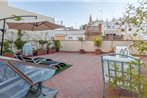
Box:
[60,40,140,54]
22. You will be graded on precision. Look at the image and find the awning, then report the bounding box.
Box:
[6,19,64,31]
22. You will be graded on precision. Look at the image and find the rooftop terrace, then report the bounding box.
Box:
[41,52,102,98]
[36,52,147,98]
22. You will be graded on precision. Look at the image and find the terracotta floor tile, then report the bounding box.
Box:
[39,52,111,98]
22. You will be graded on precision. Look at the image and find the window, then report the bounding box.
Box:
[68,37,73,40]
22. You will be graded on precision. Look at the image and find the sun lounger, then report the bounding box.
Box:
[14,53,66,70]
[0,58,57,98]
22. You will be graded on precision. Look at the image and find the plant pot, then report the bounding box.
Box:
[47,49,49,54]
[36,49,47,55]
[106,86,119,98]
[56,48,60,52]
[16,50,23,55]
[106,86,137,98]
[48,48,57,54]
[95,49,101,55]
[109,50,115,56]
[3,53,14,58]
[33,50,37,56]
[109,50,114,53]
[79,49,86,54]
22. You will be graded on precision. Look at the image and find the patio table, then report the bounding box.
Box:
[101,54,141,98]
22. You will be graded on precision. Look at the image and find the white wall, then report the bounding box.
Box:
[54,30,85,40]
[4,29,85,42]
[65,35,85,40]
[60,40,139,54]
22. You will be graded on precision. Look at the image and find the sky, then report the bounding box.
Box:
[8,0,138,28]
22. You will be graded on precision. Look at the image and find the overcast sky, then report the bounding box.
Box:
[8,0,138,28]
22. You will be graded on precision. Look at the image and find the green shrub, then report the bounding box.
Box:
[3,40,9,50]
[14,30,25,50]
[3,40,12,54]
[46,40,51,49]
[3,49,12,54]
[14,38,25,50]
[93,36,102,49]
[39,40,47,49]
[54,40,61,51]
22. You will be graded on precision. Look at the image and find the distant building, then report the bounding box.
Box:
[102,18,123,40]
[120,22,147,40]
[84,15,102,40]
[54,27,85,40]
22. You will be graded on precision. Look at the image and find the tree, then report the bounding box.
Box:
[120,1,147,97]
[123,0,147,55]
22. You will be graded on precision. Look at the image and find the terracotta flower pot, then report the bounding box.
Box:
[16,50,23,55]
[48,48,57,54]
[109,50,114,53]
[36,49,47,55]
[106,86,119,98]
[3,53,14,58]
[95,49,101,55]
[79,49,86,54]
[106,86,137,98]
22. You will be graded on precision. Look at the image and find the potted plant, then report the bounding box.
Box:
[109,40,115,53]
[93,36,102,55]
[106,83,120,98]
[46,40,51,54]
[14,30,25,54]
[53,40,61,52]
[78,37,86,54]
[36,40,47,55]
[49,47,57,54]
[32,39,39,56]
[3,40,14,57]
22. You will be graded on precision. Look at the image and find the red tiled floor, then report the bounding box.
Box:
[39,52,103,98]
[38,53,147,98]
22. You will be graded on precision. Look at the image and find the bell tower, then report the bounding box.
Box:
[88,14,92,25]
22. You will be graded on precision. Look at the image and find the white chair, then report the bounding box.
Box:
[23,42,33,56]
[115,46,130,58]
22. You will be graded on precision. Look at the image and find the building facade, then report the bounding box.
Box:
[84,15,102,40]
[54,28,85,41]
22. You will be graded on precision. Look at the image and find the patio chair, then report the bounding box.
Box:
[13,53,65,70]
[115,45,131,58]
[101,53,141,98]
